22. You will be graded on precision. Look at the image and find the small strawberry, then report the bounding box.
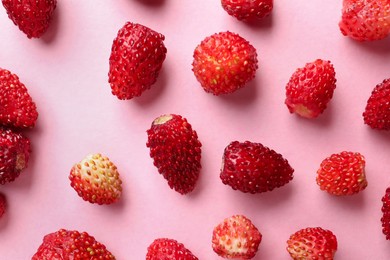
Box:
[146,114,202,194]
[316,151,367,196]
[285,59,336,119]
[32,229,116,259]
[212,215,262,259]
[69,153,123,205]
[192,31,258,95]
[108,22,167,100]
[2,0,57,38]
[339,0,390,41]
[0,128,30,185]
[146,238,199,260]
[363,78,390,130]
[221,0,273,21]
[287,227,337,260]
[0,68,38,128]
[381,187,390,239]
[220,141,294,193]
[0,193,6,218]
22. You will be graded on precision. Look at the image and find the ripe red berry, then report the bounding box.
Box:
[192,31,258,95]
[212,215,262,259]
[69,153,123,205]
[0,193,6,218]
[2,0,57,38]
[146,238,198,260]
[287,227,338,260]
[220,141,294,193]
[146,114,202,194]
[285,59,336,119]
[221,0,273,21]
[108,22,167,100]
[381,187,390,240]
[316,151,367,196]
[32,229,115,259]
[339,0,390,41]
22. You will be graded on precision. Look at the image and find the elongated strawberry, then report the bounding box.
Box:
[285,59,336,119]
[363,78,390,130]
[69,153,122,205]
[221,0,273,21]
[316,151,367,196]
[146,238,198,260]
[192,31,258,95]
[381,187,390,240]
[108,22,167,100]
[0,68,38,128]
[0,193,6,218]
[0,128,30,185]
[146,114,202,195]
[2,0,57,38]
[32,229,116,259]
[339,0,390,41]
[212,215,262,259]
[220,141,294,193]
[287,227,337,260]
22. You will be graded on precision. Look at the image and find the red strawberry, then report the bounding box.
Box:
[0,193,6,218]
[108,22,167,100]
[212,215,262,259]
[2,0,57,38]
[0,68,38,128]
[146,114,202,195]
[381,187,390,240]
[220,141,294,193]
[316,151,367,196]
[339,0,390,41]
[32,229,115,259]
[0,128,30,185]
[221,0,273,21]
[285,59,336,119]
[69,153,123,205]
[363,78,390,130]
[287,227,337,260]
[146,238,198,260]
[192,31,258,95]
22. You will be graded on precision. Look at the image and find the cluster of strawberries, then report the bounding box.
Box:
[1,0,390,259]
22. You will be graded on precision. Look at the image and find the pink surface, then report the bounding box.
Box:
[0,0,390,259]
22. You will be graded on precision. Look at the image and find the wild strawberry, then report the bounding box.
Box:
[108,22,167,100]
[221,0,273,21]
[287,227,337,260]
[285,59,336,119]
[2,0,57,38]
[220,141,294,194]
[0,128,30,185]
[381,187,390,239]
[146,114,202,195]
[146,238,198,260]
[316,151,367,196]
[192,31,258,95]
[212,215,262,259]
[0,193,6,218]
[363,78,390,130]
[69,153,122,205]
[0,68,38,128]
[339,0,390,41]
[32,229,115,259]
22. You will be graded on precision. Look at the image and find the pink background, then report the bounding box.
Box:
[0,0,390,259]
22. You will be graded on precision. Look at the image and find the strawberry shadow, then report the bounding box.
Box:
[133,68,168,106]
[41,2,61,44]
[347,37,390,54]
[320,191,366,212]
[364,127,390,141]
[216,78,259,107]
[133,0,166,7]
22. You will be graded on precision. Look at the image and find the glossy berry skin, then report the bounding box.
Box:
[220,141,294,194]
[108,22,167,100]
[212,215,262,259]
[285,59,336,119]
[287,227,337,260]
[0,68,38,128]
[32,229,116,259]
[381,187,390,240]
[339,0,390,41]
[146,238,199,260]
[69,153,123,205]
[221,0,273,21]
[2,0,57,38]
[147,114,202,195]
[0,193,6,218]
[316,151,367,196]
[363,78,390,130]
[192,31,258,95]
[0,128,30,185]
